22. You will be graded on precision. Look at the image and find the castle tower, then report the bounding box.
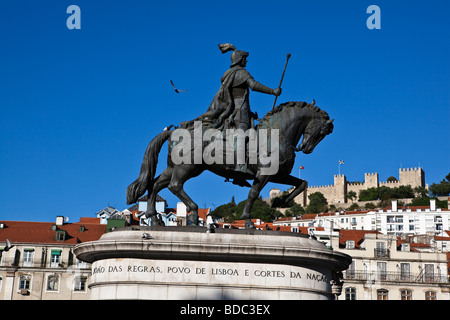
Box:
[333,174,347,204]
[364,172,379,189]
[399,167,426,188]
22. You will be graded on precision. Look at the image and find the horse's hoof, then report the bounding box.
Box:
[186,215,199,226]
[244,219,255,229]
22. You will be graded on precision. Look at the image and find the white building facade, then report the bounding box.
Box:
[275,200,450,240]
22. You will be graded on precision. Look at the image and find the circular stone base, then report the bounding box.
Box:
[74,227,351,300]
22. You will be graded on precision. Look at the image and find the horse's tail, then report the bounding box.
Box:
[126,130,172,205]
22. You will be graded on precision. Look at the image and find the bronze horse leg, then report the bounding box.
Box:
[240,173,271,228]
[269,174,308,207]
[146,167,173,225]
[167,163,204,226]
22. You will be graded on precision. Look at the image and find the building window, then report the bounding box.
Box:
[47,275,59,292]
[375,242,390,258]
[22,249,34,267]
[19,275,31,290]
[76,258,88,269]
[400,289,412,300]
[424,264,434,283]
[425,291,437,300]
[345,287,356,300]
[50,250,61,267]
[55,231,66,241]
[345,240,355,249]
[74,276,87,292]
[377,262,387,281]
[377,289,389,300]
[400,263,411,281]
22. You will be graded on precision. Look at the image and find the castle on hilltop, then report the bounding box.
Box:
[270,167,427,208]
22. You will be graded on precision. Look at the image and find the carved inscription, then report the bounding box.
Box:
[92,262,328,284]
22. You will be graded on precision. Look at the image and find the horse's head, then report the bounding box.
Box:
[298,117,334,154]
[258,101,334,154]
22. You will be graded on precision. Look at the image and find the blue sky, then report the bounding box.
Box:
[0,1,449,222]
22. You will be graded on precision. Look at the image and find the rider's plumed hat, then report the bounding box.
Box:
[218,43,249,67]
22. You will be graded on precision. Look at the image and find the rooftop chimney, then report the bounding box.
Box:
[430,199,436,211]
[177,202,186,218]
[56,216,64,226]
[391,200,398,212]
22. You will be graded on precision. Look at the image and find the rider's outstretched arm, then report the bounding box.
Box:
[247,79,281,96]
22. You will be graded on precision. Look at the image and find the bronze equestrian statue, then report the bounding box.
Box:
[126,44,334,228]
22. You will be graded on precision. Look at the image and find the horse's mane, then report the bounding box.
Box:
[257,101,330,128]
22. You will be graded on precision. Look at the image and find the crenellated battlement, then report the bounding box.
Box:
[400,167,421,172]
[380,180,399,185]
[296,166,426,207]
[309,184,334,189]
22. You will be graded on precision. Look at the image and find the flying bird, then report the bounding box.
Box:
[170,80,187,93]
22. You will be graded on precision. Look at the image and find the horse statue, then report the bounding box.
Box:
[126,100,334,228]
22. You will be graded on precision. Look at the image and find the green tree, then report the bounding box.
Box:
[211,201,237,223]
[410,197,447,208]
[364,202,376,209]
[359,187,380,201]
[359,185,415,201]
[235,197,282,222]
[306,192,328,213]
[285,204,305,217]
[414,186,429,197]
[387,176,398,182]
[346,191,357,203]
[429,172,450,196]
[348,203,360,211]
[270,190,295,208]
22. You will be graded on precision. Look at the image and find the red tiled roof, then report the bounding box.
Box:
[299,214,318,220]
[339,229,381,249]
[79,217,101,224]
[0,219,106,245]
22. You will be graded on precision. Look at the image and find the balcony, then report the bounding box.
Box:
[344,271,449,284]
[374,248,390,258]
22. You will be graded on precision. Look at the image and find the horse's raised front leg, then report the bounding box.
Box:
[168,164,203,226]
[240,174,270,229]
[269,175,307,207]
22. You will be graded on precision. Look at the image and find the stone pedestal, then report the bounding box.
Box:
[73,227,351,300]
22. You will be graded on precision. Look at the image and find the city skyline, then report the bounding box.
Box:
[0,1,448,222]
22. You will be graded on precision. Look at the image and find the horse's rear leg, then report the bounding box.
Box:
[146,167,172,225]
[169,164,203,225]
[168,165,203,226]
